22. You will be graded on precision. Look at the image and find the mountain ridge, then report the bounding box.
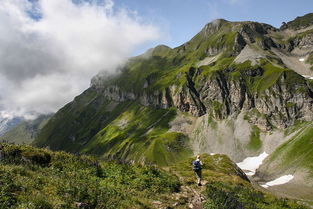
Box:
[33,13,313,201]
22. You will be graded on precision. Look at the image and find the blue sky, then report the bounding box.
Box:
[113,0,313,51]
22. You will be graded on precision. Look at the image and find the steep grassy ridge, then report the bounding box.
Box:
[258,122,313,176]
[82,102,192,165]
[34,91,192,165]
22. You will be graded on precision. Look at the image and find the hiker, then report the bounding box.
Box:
[192,155,203,186]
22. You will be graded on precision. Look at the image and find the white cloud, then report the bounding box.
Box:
[0,0,160,118]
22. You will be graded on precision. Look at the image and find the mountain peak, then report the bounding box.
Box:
[138,44,172,59]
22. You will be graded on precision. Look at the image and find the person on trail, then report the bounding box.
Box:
[192,155,203,186]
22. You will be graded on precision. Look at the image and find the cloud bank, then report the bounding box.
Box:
[0,0,159,118]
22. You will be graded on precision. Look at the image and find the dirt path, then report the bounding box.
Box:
[173,171,207,209]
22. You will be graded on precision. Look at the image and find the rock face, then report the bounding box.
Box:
[93,67,313,130]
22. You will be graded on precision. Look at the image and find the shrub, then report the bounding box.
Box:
[21,150,51,166]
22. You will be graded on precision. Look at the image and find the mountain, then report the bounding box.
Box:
[33,14,313,201]
[0,143,308,208]
[0,115,23,136]
[0,114,52,144]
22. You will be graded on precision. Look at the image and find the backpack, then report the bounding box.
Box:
[192,160,202,171]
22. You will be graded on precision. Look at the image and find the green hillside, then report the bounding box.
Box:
[0,143,307,209]
[258,121,313,178]
[34,98,192,165]
[282,13,313,30]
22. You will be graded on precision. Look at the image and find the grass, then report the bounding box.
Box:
[306,53,313,70]
[204,181,307,209]
[0,143,180,209]
[284,120,309,136]
[264,122,313,175]
[82,102,192,165]
[284,13,313,30]
[247,125,262,150]
[253,63,286,93]
[169,154,250,186]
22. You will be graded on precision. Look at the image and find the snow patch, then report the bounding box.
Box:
[236,152,268,175]
[210,153,215,156]
[299,58,305,62]
[302,75,313,80]
[245,171,255,176]
[261,175,294,188]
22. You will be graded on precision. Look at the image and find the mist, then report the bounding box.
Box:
[0,0,160,119]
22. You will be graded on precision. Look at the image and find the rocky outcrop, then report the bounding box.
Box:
[288,32,313,52]
[92,66,313,130]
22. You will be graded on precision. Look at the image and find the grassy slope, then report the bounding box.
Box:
[0,144,307,209]
[34,88,121,151]
[260,122,313,176]
[83,103,192,166]
[0,143,180,209]
[284,13,313,30]
[34,89,192,166]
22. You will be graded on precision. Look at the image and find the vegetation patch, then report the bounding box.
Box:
[284,120,309,136]
[82,103,192,165]
[306,53,313,70]
[145,132,192,166]
[247,125,262,150]
[208,115,218,130]
[265,122,313,175]
[284,13,313,30]
[253,63,286,94]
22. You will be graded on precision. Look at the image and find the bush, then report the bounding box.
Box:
[21,150,51,166]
